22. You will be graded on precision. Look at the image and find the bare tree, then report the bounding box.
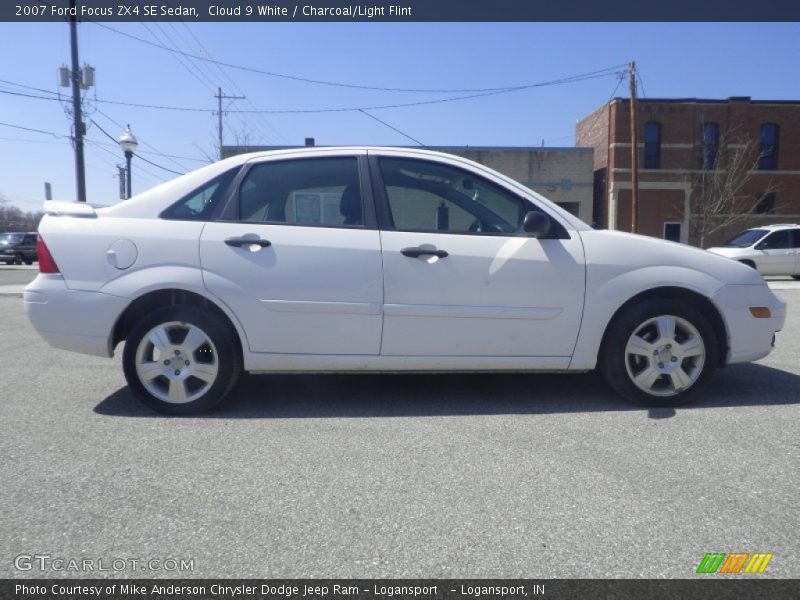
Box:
[0,192,45,232]
[687,131,779,247]
[193,142,217,165]
[232,127,253,155]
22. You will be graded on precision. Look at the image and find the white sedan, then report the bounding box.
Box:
[25,147,786,414]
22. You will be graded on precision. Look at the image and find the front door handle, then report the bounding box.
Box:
[225,236,272,248]
[401,246,449,259]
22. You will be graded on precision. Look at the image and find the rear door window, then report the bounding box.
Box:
[237,157,364,227]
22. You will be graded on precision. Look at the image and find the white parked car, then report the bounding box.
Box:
[25,148,786,414]
[707,224,800,278]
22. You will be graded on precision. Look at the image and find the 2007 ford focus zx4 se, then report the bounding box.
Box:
[24,147,786,414]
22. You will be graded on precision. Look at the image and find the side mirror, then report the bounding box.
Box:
[754,242,766,250]
[522,210,551,238]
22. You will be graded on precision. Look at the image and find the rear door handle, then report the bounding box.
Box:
[401,246,449,258]
[225,236,272,248]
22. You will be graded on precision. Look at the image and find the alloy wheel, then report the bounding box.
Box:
[134,321,219,404]
[624,315,706,397]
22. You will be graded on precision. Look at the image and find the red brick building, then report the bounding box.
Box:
[575,97,800,246]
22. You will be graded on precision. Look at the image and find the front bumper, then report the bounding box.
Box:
[712,283,787,364]
[24,274,129,358]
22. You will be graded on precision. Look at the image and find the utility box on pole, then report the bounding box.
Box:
[117,166,127,200]
[58,66,70,88]
[81,65,95,89]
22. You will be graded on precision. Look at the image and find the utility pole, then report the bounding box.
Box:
[629,60,639,233]
[214,87,245,160]
[69,0,86,202]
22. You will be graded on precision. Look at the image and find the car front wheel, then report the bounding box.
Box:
[122,305,242,414]
[600,299,718,406]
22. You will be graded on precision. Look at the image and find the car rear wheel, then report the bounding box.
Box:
[122,305,242,415]
[599,299,718,406]
[13,254,23,265]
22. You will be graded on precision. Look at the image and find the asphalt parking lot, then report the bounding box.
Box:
[1,265,798,578]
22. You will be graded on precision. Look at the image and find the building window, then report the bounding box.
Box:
[644,122,661,169]
[664,222,682,243]
[755,192,776,214]
[759,124,780,170]
[699,122,719,170]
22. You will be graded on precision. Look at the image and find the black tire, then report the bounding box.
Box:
[23,258,33,265]
[599,298,719,407]
[122,305,242,415]
[792,275,800,281]
[13,254,23,265]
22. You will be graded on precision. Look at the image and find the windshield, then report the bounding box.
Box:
[721,229,768,248]
[0,234,24,244]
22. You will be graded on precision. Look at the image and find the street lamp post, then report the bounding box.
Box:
[118,125,138,199]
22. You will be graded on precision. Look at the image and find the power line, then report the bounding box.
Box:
[573,69,630,144]
[93,22,627,95]
[92,107,200,170]
[0,88,63,102]
[358,110,425,147]
[89,118,185,175]
[0,115,202,175]
[89,118,122,144]
[636,71,647,98]
[0,68,624,114]
[85,139,166,185]
[134,152,185,175]
[166,17,286,144]
[0,136,69,145]
[0,120,69,138]
[173,20,287,144]
[0,78,61,97]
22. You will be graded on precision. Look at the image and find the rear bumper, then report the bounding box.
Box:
[24,274,129,358]
[712,283,787,364]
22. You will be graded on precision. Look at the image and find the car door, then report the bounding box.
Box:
[200,152,384,355]
[370,152,586,363]
[792,229,800,276]
[754,229,794,275]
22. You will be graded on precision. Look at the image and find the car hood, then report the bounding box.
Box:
[578,230,764,286]
[706,246,749,258]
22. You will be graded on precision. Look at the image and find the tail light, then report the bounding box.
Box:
[37,235,60,274]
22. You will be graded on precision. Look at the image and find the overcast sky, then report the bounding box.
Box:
[0,21,798,209]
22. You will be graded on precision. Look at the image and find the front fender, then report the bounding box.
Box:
[570,265,725,370]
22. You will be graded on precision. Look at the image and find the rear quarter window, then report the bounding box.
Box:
[161,168,239,221]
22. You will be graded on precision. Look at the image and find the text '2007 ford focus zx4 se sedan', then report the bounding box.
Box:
[25,147,786,414]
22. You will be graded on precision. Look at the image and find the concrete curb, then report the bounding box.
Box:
[0,286,25,297]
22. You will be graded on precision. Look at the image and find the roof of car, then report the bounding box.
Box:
[750,223,798,230]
